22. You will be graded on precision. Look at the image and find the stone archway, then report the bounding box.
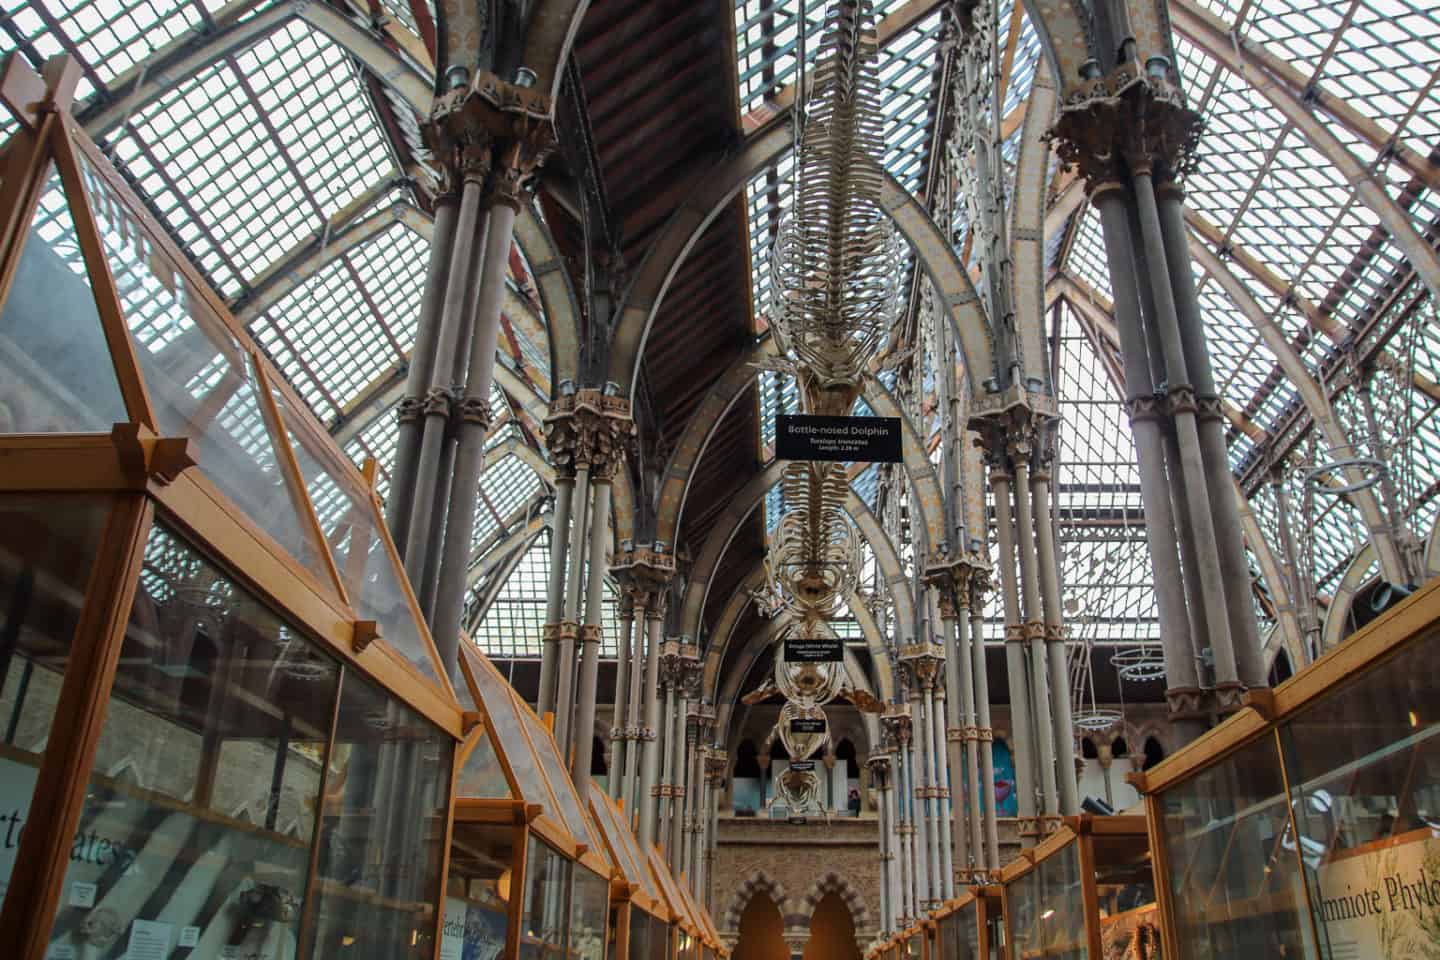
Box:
[802,891,863,960]
[723,870,793,936]
[731,886,789,960]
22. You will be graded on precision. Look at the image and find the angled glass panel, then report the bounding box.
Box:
[457,729,512,800]
[463,645,556,810]
[589,792,649,895]
[0,166,126,432]
[268,381,447,686]
[515,700,607,855]
[75,150,332,583]
[44,522,340,959]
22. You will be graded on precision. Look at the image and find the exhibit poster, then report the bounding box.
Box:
[1312,827,1440,959]
[440,896,507,960]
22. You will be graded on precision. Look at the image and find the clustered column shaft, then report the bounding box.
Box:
[1049,59,1269,721]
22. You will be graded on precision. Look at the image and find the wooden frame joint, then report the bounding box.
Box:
[524,802,543,823]
[112,422,196,486]
[462,710,483,734]
[1243,687,1277,720]
[352,619,381,653]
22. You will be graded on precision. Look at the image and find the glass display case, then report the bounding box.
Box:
[0,60,464,960]
[932,887,1005,960]
[1136,577,1440,960]
[448,644,617,959]
[586,787,668,960]
[1001,816,1159,959]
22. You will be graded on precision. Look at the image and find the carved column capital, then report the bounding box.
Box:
[1046,61,1203,193]
[544,389,634,479]
[425,67,556,209]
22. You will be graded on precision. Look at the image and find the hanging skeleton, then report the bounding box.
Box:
[750,0,899,821]
[766,0,904,417]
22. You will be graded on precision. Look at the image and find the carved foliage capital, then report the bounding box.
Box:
[544,388,633,478]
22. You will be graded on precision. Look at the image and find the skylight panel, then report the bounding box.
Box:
[470,454,542,548]
[102,20,393,297]
[470,529,621,657]
[253,246,408,415]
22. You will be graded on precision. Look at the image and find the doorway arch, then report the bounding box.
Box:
[802,891,862,960]
[732,890,788,960]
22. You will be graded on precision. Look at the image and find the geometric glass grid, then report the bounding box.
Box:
[1052,300,1156,645]
[471,529,620,658]
[732,0,913,117]
[101,21,394,297]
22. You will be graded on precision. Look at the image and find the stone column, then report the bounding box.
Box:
[1155,181,1269,688]
[555,463,589,748]
[968,573,1001,871]
[705,750,726,911]
[638,599,667,848]
[987,456,1038,841]
[609,591,634,798]
[658,652,677,854]
[386,191,458,548]
[945,576,985,876]
[538,472,575,718]
[401,160,485,590]
[1089,183,1203,729]
[934,591,968,870]
[1010,440,1059,823]
[1131,164,1241,697]
[412,76,553,675]
[930,681,954,898]
[881,713,913,926]
[868,754,896,935]
[570,463,614,786]
[621,592,648,808]
[1030,448,1079,816]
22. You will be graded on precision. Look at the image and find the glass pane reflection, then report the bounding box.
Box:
[446,822,516,960]
[1159,733,1308,959]
[1281,636,1440,960]
[521,835,569,957]
[0,168,126,432]
[1009,840,1086,960]
[0,494,111,908]
[309,669,452,959]
[77,153,330,585]
[45,522,340,959]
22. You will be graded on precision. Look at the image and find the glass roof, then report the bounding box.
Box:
[0,0,556,591]
[10,0,1440,677]
[1051,0,1440,598]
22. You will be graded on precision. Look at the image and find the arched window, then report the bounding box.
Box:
[1270,649,1294,686]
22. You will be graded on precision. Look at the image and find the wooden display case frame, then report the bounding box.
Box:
[929,885,1005,960]
[0,54,465,960]
[998,815,1152,959]
[1130,572,1440,957]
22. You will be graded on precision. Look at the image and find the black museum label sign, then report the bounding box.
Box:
[789,718,826,734]
[785,636,843,663]
[776,414,902,463]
